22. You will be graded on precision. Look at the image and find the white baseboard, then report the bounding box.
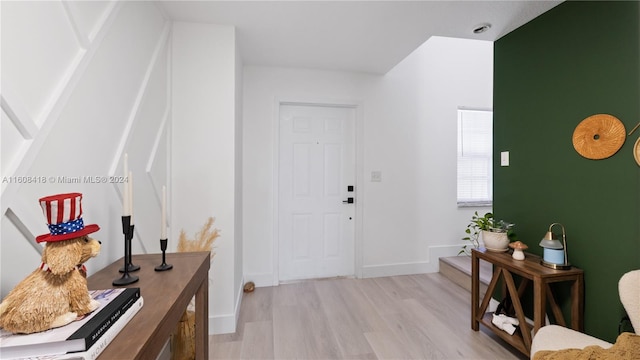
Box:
[243,272,276,287]
[362,261,431,278]
[244,245,462,284]
[362,244,461,278]
[429,244,466,271]
[210,313,235,335]
[235,277,243,325]
[209,277,244,335]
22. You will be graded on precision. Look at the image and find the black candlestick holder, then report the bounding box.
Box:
[155,238,173,271]
[113,216,139,286]
[119,224,140,273]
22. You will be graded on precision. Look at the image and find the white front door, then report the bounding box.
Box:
[278,103,355,282]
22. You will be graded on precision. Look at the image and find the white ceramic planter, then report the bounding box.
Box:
[482,230,510,252]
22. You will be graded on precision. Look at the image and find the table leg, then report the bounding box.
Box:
[571,274,584,331]
[472,251,479,331]
[195,276,209,359]
[533,277,546,335]
[503,270,531,351]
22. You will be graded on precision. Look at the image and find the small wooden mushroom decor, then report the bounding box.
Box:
[509,241,528,260]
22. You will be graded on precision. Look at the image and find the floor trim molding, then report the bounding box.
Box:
[362,244,461,278]
[210,277,244,335]
[245,245,463,285]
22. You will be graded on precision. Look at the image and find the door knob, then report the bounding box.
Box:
[342,197,354,204]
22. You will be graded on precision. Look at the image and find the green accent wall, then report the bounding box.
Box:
[494,1,640,342]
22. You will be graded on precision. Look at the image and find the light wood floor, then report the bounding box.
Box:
[209,273,528,359]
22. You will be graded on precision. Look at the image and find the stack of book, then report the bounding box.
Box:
[0,288,143,360]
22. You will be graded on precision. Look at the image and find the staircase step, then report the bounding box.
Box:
[439,255,492,295]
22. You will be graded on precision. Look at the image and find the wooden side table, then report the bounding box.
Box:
[471,248,584,356]
[87,252,210,359]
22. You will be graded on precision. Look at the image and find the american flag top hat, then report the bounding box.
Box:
[36,192,100,243]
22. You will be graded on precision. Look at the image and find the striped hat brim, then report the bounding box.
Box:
[36,224,100,243]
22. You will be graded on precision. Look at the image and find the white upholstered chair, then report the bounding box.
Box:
[530,269,640,359]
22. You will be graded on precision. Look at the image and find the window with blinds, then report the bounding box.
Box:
[457,108,493,207]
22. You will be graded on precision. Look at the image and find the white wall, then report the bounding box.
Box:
[233,37,244,327]
[243,36,493,286]
[171,22,242,334]
[1,1,171,296]
[1,2,491,336]
[242,67,377,286]
[361,36,493,276]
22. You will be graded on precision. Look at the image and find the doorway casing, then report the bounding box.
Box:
[272,98,364,285]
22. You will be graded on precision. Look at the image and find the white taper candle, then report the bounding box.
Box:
[161,185,167,239]
[128,171,134,225]
[123,153,129,216]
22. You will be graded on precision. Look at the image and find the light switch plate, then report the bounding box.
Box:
[501,151,509,166]
[371,171,382,182]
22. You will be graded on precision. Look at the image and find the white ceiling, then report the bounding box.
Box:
[159,1,562,74]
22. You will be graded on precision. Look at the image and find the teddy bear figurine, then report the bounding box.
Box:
[0,193,102,334]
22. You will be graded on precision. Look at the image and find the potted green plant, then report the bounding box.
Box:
[460,212,516,255]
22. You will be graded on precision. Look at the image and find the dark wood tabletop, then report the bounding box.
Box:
[472,247,583,281]
[87,252,210,359]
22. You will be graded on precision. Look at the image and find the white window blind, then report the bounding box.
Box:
[457,109,493,206]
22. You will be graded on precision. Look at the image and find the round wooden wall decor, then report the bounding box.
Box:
[634,137,640,166]
[572,114,626,160]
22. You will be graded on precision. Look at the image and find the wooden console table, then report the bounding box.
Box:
[87,252,210,359]
[471,248,584,356]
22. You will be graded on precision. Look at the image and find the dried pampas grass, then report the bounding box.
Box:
[171,217,219,360]
[176,217,219,258]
